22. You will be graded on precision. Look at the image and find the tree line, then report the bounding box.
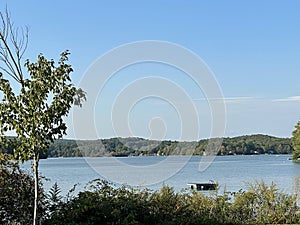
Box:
[2,134,291,158]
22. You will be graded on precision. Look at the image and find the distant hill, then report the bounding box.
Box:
[44,134,292,158]
[1,134,292,158]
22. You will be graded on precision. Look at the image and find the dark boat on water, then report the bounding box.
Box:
[187,180,217,191]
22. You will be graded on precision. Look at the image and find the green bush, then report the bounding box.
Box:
[45,180,300,225]
[45,180,152,225]
[0,153,46,225]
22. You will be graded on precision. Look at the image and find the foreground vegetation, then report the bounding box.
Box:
[1,153,300,225]
[46,180,300,225]
[1,134,291,158]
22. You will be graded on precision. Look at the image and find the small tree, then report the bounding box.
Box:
[292,121,300,160]
[0,9,85,225]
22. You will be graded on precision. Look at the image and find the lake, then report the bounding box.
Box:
[23,155,300,196]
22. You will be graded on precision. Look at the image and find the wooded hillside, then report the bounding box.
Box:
[7,134,290,158]
[1,134,292,158]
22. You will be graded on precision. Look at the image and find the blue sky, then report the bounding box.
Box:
[1,1,300,140]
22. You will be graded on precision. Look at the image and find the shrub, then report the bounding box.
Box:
[45,179,300,225]
[0,153,46,224]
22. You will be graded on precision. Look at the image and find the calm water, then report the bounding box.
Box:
[22,155,300,195]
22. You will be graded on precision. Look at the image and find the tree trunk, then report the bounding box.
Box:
[33,152,39,225]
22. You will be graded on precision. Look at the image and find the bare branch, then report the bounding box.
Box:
[0,50,20,80]
[0,45,21,82]
[0,65,20,83]
[0,8,28,84]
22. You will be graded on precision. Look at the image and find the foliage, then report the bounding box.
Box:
[0,153,46,224]
[217,134,292,156]
[292,121,300,160]
[0,51,80,161]
[14,134,293,158]
[46,182,63,216]
[45,179,300,225]
[0,50,85,225]
[247,181,298,224]
[230,181,299,224]
[45,180,152,225]
[0,8,85,225]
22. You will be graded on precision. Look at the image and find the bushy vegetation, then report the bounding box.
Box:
[45,180,300,225]
[0,154,46,224]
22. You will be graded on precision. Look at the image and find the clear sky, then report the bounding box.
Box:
[1,1,300,140]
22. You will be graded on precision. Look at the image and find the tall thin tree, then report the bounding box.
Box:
[0,9,86,225]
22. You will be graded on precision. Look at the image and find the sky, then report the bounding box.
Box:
[0,1,300,140]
